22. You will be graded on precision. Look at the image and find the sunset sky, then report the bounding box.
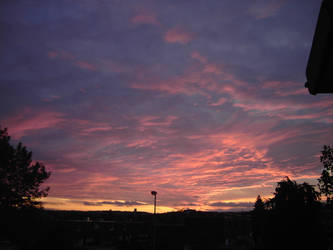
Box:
[1,0,332,212]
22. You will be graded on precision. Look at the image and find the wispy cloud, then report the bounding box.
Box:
[83,200,147,207]
[132,12,161,27]
[164,28,194,44]
[3,109,65,139]
[208,201,253,208]
[75,61,97,71]
[248,0,286,19]
[48,50,97,71]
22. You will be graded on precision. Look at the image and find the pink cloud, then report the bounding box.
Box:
[275,88,308,97]
[42,95,61,102]
[48,51,58,59]
[81,126,113,134]
[131,51,333,127]
[66,118,114,136]
[3,110,65,139]
[47,50,75,60]
[79,88,87,93]
[262,80,300,89]
[131,13,161,27]
[209,97,227,106]
[56,168,77,173]
[275,108,333,123]
[131,51,247,97]
[233,101,288,112]
[248,0,286,19]
[191,51,207,63]
[138,115,178,127]
[164,28,194,44]
[125,138,157,148]
[75,60,97,71]
[48,50,97,71]
[262,80,308,96]
[100,59,132,73]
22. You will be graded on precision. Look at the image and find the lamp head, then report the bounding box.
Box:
[151,191,157,196]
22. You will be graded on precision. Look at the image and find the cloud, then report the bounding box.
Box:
[2,109,65,139]
[164,28,194,44]
[248,0,286,19]
[209,201,253,208]
[131,13,161,27]
[47,50,97,71]
[100,59,132,73]
[83,200,147,207]
[137,115,178,128]
[191,51,207,64]
[209,97,227,106]
[48,50,75,60]
[43,95,61,103]
[75,61,97,71]
[174,203,199,207]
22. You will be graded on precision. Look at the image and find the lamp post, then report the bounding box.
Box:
[151,191,157,250]
[151,191,157,214]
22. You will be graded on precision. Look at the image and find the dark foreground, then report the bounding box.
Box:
[1,208,333,250]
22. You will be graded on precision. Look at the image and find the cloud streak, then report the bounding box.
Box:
[248,0,286,19]
[132,12,161,27]
[164,28,194,44]
[83,200,147,207]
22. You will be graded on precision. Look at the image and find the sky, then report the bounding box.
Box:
[1,0,332,213]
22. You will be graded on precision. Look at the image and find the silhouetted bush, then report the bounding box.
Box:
[253,177,327,250]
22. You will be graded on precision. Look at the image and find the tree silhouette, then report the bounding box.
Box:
[318,145,333,205]
[0,127,51,209]
[252,195,266,249]
[255,177,322,250]
[268,177,320,211]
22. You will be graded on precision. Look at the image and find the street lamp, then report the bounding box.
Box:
[151,190,157,214]
[151,191,157,250]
